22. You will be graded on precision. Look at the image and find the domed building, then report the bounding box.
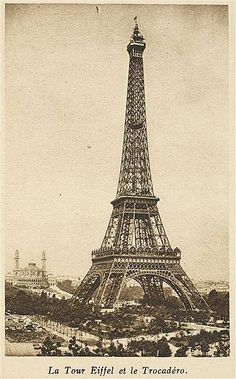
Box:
[10,250,49,289]
[6,250,80,290]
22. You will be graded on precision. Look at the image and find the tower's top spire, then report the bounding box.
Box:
[127,17,146,55]
[133,17,144,41]
[134,16,138,30]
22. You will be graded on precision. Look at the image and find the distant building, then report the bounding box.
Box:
[55,275,80,286]
[193,280,229,294]
[5,273,14,285]
[47,273,58,287]
[6,250,49,289]
[5,250,80,289]
[47,274,80,287]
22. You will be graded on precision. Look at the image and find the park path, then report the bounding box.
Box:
[41,319,100,347]
[36,317,227,355]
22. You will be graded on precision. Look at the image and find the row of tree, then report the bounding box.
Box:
[39,335,172,357]
[40,330,230,357]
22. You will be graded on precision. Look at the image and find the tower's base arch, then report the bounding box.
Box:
[73,261,208,311]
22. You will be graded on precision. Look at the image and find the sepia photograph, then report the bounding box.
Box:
[2,2,235,378]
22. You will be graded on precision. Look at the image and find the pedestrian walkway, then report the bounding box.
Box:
[41,319,100,347]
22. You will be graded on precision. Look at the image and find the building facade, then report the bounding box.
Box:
[5,250,81,289]
[6,250,49,289]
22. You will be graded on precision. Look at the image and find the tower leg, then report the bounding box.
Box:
[100,273,126,308]
[94,272,110,305]
[72,267,100,303]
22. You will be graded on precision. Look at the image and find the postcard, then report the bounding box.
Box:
[1,2,235,378]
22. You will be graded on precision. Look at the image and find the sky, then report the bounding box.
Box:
[5,4,229,281]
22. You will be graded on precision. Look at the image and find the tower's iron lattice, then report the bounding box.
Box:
[73,22,207,310]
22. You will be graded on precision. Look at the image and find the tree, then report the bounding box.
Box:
[214,340,230,357]
[192,310,210,324]
[165,296,183,310]
[117,342,126,356]
[41,336,61,356]
[147,317,166,335]
[119,285,143,302]
[208,289,219,304]
[40,291,47,300]
[175,346,188,357]
[94,340,104,356]
[57,280,76,294]
[68,336,80,356]
[156,337,172,357]
[107,341,117,356]
[200,340,210,357]
[207,290,229,321]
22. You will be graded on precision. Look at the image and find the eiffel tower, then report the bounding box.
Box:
[73,21,208,310]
